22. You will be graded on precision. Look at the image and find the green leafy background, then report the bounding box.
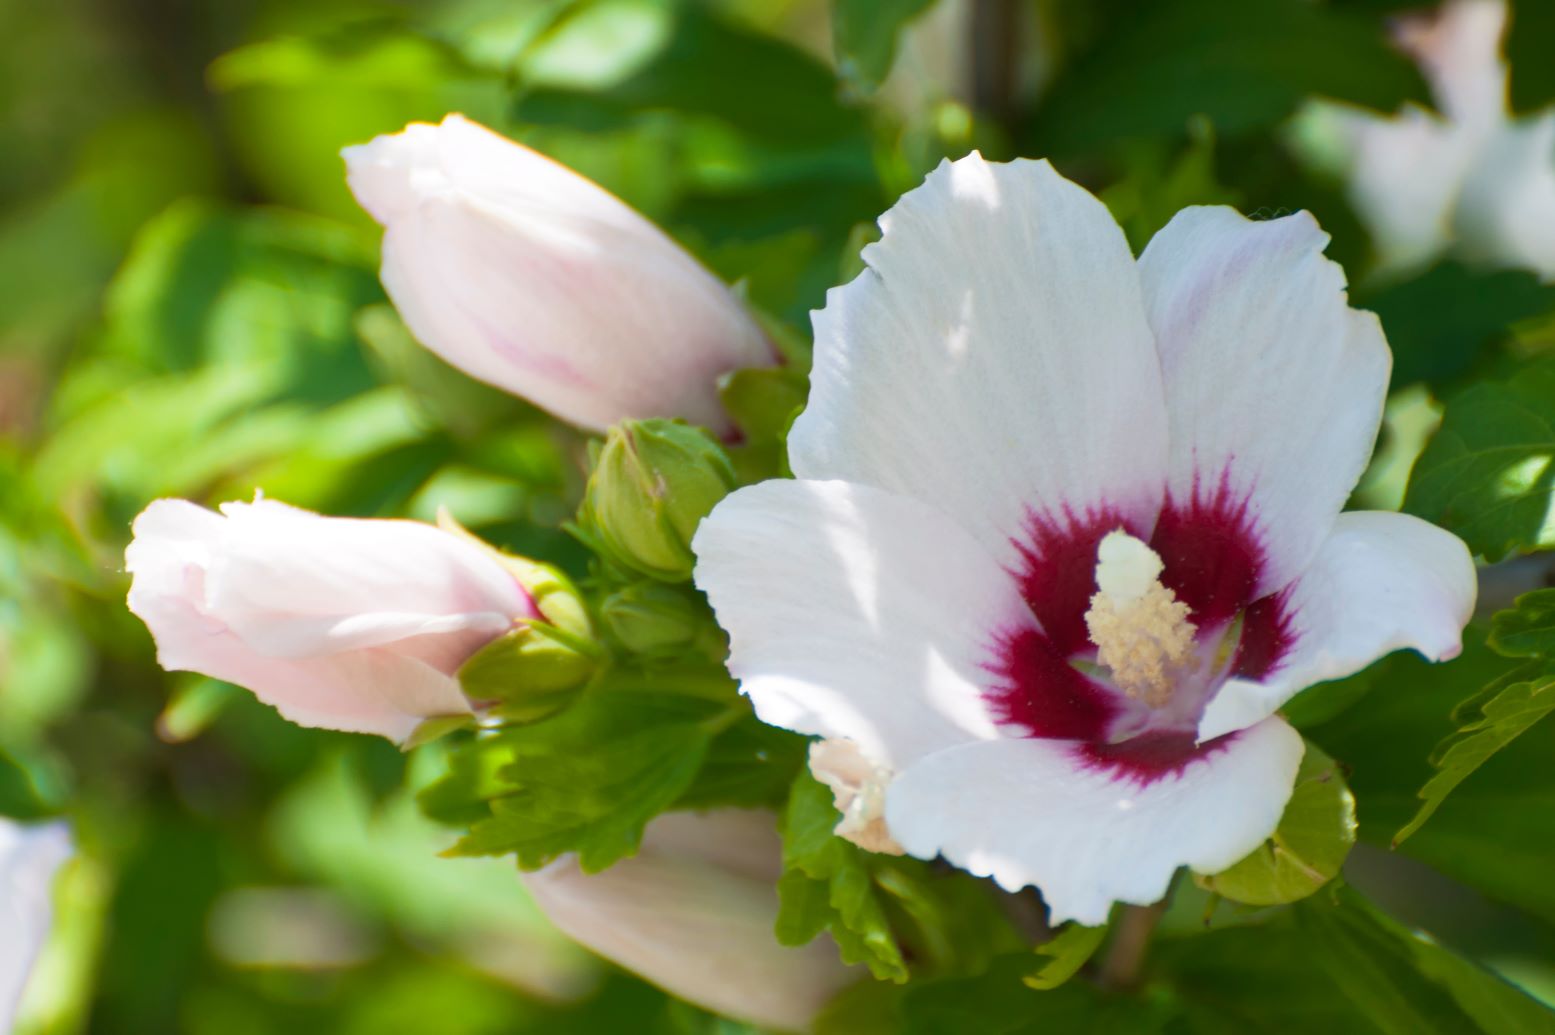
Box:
[7,0,1555,1031]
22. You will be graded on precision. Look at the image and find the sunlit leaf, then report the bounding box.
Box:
[1197,742,1356,905]
[832,0,937,91]
[1404,359,1555,562]
[449,691,732,871]
[1024,923,1107,991]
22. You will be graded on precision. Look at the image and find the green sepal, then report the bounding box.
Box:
[600,581,721,658]
[600,581,703,654]
[718,367,807,446]
[457,624,597,724]
[401,713,477,751]
[1195,741,1355,905]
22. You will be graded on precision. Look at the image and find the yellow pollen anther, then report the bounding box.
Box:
[1083,530,1197,707]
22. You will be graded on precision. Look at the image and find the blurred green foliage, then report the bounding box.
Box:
[8,0,1555,1030]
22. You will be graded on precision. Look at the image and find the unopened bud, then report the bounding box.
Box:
[600,582,708,656]
[581,419,736,581]
[458,625,596,723]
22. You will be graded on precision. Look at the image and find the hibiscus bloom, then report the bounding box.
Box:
[692,155,1476,925]
[1304,0,1555,277]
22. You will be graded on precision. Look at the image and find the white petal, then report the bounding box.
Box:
[207,498,529,654]
[1396,0,1508,128]
[523,809,856,1031]
[1340,106,1469,273]
[884,719,1305,926]
[1456,115,1555,279]
[1138,207,1391,595]
[692,479,1028,770]
[790,154,1168,566]
[136,583,472,742]
[1198,511,1476,741]
[1,820,71,1030]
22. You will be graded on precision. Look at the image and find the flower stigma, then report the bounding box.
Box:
[1083,530,1197,707]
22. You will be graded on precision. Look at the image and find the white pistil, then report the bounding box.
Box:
[808,739,904,856]
[1084,530,1197,707]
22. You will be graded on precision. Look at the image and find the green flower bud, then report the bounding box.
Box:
[458,624,596,723]
[581,419,736,581]
[601,582,709,656]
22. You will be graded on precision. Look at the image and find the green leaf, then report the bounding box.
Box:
[812,978,905,1035]
[1488,587,1555,657]
[1295,886,1555,1035]
[1099,121,1241,251]
[1358,262,1555,391]
[776,770,908,982]
[1196,742,1356,905]
[831,0,937,91]
[154,677,241,745]
[900,954,1159,1034]
[870,859,1024,980]
[673,714,807,810]
[417,734,520,830]
[1403,358,1555,562]
[1024,923,1107,991]
[0,745,59,821]
[1030,0,1429,155]
[1154,884,1555,1034]
[449,691,733,871]
[1395,663,1555,845]
[1508,0,1555,114]
[1303,638,1555,926]
[717,367,808,449]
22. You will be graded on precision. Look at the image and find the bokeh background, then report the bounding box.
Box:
[7,0,1555,1031]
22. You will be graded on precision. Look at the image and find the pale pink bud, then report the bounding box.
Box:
[1,819,71,1030]
[342,115,776,434]
[523,809,858,1031]
[125,497,536,743]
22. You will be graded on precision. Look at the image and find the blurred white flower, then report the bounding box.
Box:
[524,809,857,1031]
[694,154,1476,924]
[1303,0,1555,277]
[343,114,776,434]
[126,497,536,743]
[1,819,71,1031]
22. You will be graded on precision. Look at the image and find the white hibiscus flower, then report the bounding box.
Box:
[692,154,1476,925]
[1305,0,1555,278]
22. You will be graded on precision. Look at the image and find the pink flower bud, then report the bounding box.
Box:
[125,497,536,743]
[524,809,858,1031]
[343,115,776,434]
